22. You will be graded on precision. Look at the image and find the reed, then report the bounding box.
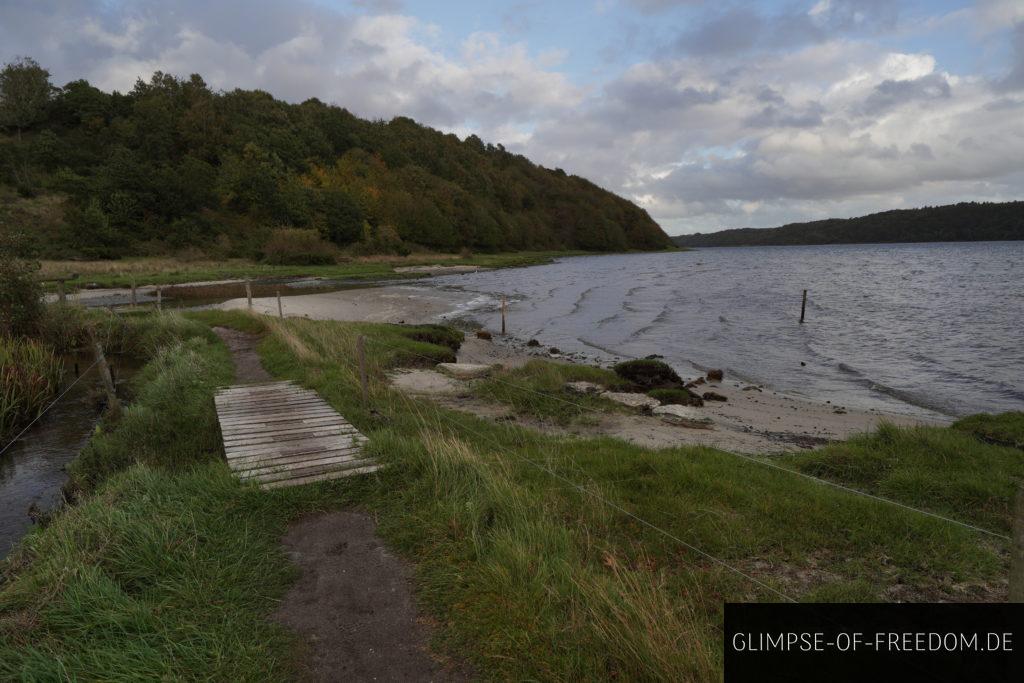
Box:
[0,336,64,442]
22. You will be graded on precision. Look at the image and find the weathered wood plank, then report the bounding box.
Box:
[214,379,375,490]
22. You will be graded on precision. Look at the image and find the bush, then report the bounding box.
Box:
[952,411,1024,449]
[0,229,43,337]
[261,227,336,265]
[647,387,703,407]
[399,324,464,352]
[612,359,683,390]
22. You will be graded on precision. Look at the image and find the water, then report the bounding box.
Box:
[431,242,1024,419]
[0,362,102,559]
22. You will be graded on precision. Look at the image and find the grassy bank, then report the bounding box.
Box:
[1,310,1015,680]
[39,251,593,289]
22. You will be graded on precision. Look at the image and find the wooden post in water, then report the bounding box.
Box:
[246,280,253,309]
[90,336,121,417]
[156,286,162,311]
[277,290,283,319]
[501,295,507,335]
[800,289,807,323]
[1010,483,1024,603]
[130,279,137,308]
[357,335,368,408]
[57,279,66,304]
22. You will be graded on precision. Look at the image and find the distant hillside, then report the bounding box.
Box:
[673,202,1024,248]
[0,59,672,258]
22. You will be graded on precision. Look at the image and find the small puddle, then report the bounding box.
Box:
[0,356,135,559]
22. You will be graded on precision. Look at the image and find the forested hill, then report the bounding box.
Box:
[673,202,1024,248]
[0,59,672,258]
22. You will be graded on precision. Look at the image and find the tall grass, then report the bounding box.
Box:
[0,336,63,442]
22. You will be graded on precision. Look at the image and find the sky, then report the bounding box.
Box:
[1,0,1023,235]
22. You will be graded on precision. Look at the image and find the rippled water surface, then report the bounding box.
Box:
[433,242,1024,418]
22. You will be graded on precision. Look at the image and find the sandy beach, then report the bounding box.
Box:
[217,284,936,454]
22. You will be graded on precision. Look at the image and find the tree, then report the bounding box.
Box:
[0,224,43,337]
[0,57,54,140]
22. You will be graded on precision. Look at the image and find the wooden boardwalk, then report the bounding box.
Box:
[214,380,376,489]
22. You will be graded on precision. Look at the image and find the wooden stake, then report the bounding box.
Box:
[130,279,137,308]
[1010,483,1024,603]
[357,335,368,408]
[90,336,121,418]
[800,289,807,324]
[501,295,507,335]
[156,286,162,311]
[57,279,66,304]
[246,280,253,309]
[277,290,283,319]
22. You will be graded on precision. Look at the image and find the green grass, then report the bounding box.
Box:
[952,411,1024,449]
[41,251,591,289]
[1,312,1015,681]
[0,336,63,441]
[784,421,1024,534]
[473,359,631,424]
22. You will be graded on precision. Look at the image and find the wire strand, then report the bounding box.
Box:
[0,358,101,457]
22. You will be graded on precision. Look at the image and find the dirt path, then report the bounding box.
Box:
[212,327,460,682]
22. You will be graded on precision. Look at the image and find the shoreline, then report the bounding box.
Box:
[216,283,939,453]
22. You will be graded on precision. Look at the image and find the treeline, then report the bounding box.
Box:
[673,202,1024,247]
[0,58,672,259]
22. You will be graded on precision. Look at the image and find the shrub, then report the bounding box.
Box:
[261,227,336,265]
[952,411,1024,449]
[0,229,43,337]
[646,387,703,407]
[612,359,683,390]
[399,324,464,352]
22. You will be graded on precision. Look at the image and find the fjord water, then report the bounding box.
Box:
[435,242,1024,419]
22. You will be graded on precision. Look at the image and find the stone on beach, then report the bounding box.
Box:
[653,404,714,429]
[706,369,724,382]
[565,381,604,395]
[601,391,660,410]
[475,330,492,340]
[437,363,493,379]
[702,391,728,402]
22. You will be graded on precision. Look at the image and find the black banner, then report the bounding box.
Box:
[725,603,1023,682]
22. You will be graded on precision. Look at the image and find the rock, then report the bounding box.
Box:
[706,369,724,382]
[600,391,661,410]
[644,354,664,360]
[742,385,762,392]
[612,359,683,389]
[436,363,493,380]
[653,404,714,429]
[565,381,603,395]
[702,391,728,402]
[549,347,561,355]
[685,377,706,388]
[526,339,540,347]
[475,330,492,340]
[800,361,806,366]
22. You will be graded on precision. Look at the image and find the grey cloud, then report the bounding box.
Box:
[998,22,1024,90]
[744,102,824,128]
[862,73,951,115]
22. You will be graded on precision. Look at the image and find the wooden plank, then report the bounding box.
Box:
[234,451,368,477]
[246,457,378,483]
[214,380,375,490]
[228,447,365,472]
[260,464,381,489]
[222,426,360,449]
[225,435,366,460]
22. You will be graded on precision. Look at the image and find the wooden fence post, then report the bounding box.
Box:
[90,336,121,418]
[246,280,253,309]
[357,335,368,408]
[57,279,66,304]
[277,290,283,319]
[156,286,162,311]
[1010,483,1024,603]
[800,289,807,324]
[501,295,507,335]
[130,279,137,308]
